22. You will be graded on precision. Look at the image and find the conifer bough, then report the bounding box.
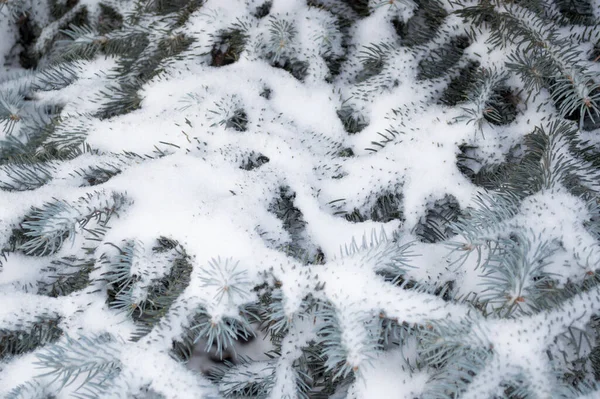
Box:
[0,0,600,398]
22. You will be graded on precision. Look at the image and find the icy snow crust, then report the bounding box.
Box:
[1,0,600,398]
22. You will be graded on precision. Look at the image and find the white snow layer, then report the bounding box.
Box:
[0,0,599,398]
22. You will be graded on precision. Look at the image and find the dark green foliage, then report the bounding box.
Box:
[240,152,270,171]
[418,318,492,399]
[0,159,54,191]
[458,1,600,128]
[102,240,142,315]
[454,67,521,130]
[261,17,311,81]
[337,104,367,134]
[369,192,404,223]
[418,36,470,80]
[259,87,272,99]
[170,3,201,28]
[97,4,124,35]
[37,256,96,297]
[209,97,249,131]
[208,358,278,397]
[0,316,62,360]
[324,54,347,82]
[355,43,389,83]
[226,109,249,132]
[95,80,144,119]
[48,0,80,21]
[210,27,249,67]
[496,121,600,197]
[33,61,82,91]
[254,1,272,19]
[554,0,596,25]
[487,87,520,126]
[156,0,198,15]
[0,89,56,136]
[172,303,259,364]
[591,316,600,381]
[275,58,309,82]
[414,196,461,243]
[337,147,353,157]
[269,186,313,259]
[170,321,198,363]
[455,142,520,190]
[46,4,197,123]
[75,164,122,187]
[344,192,404,224]
[16,13,41,69]
[393,0,447,47]
[132,385,166,399]
[341,0,370,17]
[131,239,193,341]
[439,61,481,106]
[1,0,600,397]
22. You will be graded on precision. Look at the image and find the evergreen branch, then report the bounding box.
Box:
[459,1,600,125]
[479,232,561,317]
[17,191,128,256]
[199,257,251,305]
[315,302,381,381]
[0,89,24,135]
[456,67,511,133]
[209,358,277,397]
[33,61,84,91]
[267,17,296,63]
[37,256,97,297]
[190,304,259,359]
[131,239,193,341]
[0,159,54,191]
[34,333,121,393]
[95,80,144,119]
[0,315,63,361]
[5,381,49,399]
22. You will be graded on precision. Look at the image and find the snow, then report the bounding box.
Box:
[347,350,429,399]
[0,0,599,397]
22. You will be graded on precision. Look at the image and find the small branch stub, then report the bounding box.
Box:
[94,36,108,46]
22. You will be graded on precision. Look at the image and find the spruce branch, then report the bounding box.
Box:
[456,67,511,134]
[478,232,561,317]
[0,159,54,191]
[0,89,24,135]
[266,17,296,64]
[17,191,128,256]
[0,315,62,361]
[5,381,49,399]
[190,304,259,360]
[209,358,277,397]
[315,302,381,381]
[131,239,193,341]
[199,257,251,305]
[34,333,121,395]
